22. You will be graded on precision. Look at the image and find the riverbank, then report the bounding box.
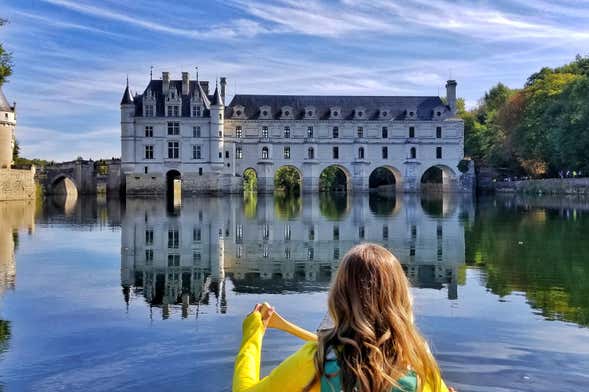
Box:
[495,177,589,195]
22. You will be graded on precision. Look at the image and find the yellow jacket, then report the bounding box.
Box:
[233,311,450,392]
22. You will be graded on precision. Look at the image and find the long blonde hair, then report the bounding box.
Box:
[306,243,441,392]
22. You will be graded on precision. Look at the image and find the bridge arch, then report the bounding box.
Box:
[420,164,457,193]
[319,164,351,192]
[369,165,402,192]
[242,168,258,193]
[273,165,302,194]
[49,175,78,197]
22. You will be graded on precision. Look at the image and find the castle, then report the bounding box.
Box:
[0,86,35,201]
[120,72,469,195]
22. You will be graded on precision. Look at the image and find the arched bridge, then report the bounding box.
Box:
[39,159,122,196]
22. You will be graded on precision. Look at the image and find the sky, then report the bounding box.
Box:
[0,0,588,161]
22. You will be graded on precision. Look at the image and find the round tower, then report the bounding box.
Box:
[0,87,16,169]
[209,82,225,168]
[120,80,135,175]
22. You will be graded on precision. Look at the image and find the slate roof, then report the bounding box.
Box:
[120,84,133,105]
[0,87,13,112]
[132,80,213,117]
[226,95,448,121]
[210,85,223,106]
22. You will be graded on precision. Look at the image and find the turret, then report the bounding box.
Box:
[209,83,224,166]
[120,79,135,168]
[0,86,16,169]
[446,80,457,115]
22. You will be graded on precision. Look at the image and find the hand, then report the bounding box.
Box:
[449,388,458,392]
[252,303,275,328]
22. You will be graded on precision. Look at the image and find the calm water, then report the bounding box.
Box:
[0,193,588,391]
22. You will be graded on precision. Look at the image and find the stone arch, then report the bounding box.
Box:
[369,165,403,192]
[420,165,457,193]
[49,175,78,197]
[242,168,258,193]
[166,170,182,206]
[319,165,352,192]
[273,165,302,194]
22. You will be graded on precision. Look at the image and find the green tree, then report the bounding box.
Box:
[274,166,301,194]
[0,19,12,86]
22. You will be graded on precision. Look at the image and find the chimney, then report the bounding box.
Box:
[446,80,457,114]
[220,77,227,101]
[162,72,170,95]
[182,72,190,95]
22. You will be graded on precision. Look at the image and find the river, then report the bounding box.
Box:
[0,193,588,391]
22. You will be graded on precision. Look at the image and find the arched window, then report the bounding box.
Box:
[262,146,269,160]
[358,147,365,159]
[308,147,315,159]
[410,147,417,159]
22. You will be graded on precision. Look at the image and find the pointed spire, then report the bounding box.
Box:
[211,80,224,106]
[0,86,13,111]
[120,77,134,105]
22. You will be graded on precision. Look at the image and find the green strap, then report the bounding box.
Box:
[320,359,417,392]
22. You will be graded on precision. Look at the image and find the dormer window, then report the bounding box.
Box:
[281,106,294,120]
[330,107,341,119]
[406,109,417,119]
[144,105,154,117]
[304,106,316,119]
[380,108,390,119]
[259,106,272,119]
[355,107,366,119]
[233,105,246,119]
[192,104,201,117]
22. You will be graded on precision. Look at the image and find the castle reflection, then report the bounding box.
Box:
[121,193,471,319]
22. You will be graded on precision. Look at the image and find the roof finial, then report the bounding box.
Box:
[150,65,153,81]
[195,66,199,82]
[126,74,129,87]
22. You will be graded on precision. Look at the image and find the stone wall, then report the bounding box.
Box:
[125,172,243,196]
[0,167,36,201]
[495,178,589,195]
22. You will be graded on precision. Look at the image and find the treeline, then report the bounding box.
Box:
[461,55,589,177]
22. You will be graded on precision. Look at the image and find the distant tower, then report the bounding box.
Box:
[120,78,135,175]
[0,86,16,169]
[209,82,224,168]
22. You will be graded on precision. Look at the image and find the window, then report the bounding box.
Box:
[308,227,315,241]
[192,105,201,117]
[333,146,339,159]
[236,126,242,138]
[167,122,179,135]
[332,127,339,139]
[307,126,314,138]
[261,126,269,139]
[382,127,388,138]
[167,105,179,117]
[333,225,339,240]
[436,147,442,159]
[262,146,269,160]
[358,147,365,159]
[193,126,201,138]
[198,167,203,176]
[144,126,153,137]
[144,166,148,174]
[145,105,154,117]
[436,126,442,139]
[145,249,153,264]
[144,145,154,160]
[168,141,179,159]
[192,145,202,160]
[359,226,365,239]
[145,229,154,245]
[383,225,389,240]
[409,126,415,138]
[410,147,417,159]
[168,229,179,249]
[382,146,388,159]
[307,247,314,260]
[307,147,314,160]
[283,126,291,138]
[357,127,364,138]
[193,251,202,263]
[225,150,230,159]
[193,227,201,242]
[236,147,243,159]
[167,254,180,267]
[283,146,291,159]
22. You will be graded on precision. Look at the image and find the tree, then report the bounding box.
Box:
[12,139,19,161]
[0,19,12,86]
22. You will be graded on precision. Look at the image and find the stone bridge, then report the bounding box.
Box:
[38,159,121,196]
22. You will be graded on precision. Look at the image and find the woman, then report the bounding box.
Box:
[233,243,453,392]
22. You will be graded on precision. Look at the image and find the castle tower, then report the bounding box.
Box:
[0,87,16,169]
[209,83,224,169]
[120,79,135,176]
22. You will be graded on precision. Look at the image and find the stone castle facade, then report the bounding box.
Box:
[0,86,35,201]
[120,72,468,195]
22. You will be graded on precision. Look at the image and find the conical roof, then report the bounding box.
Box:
[120,84,134,105]
[0,86,13,111]
[211,84,224,106]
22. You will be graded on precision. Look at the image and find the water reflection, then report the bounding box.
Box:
[121,193,470,319]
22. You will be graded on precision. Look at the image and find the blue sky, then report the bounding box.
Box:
[1,0,588,161]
